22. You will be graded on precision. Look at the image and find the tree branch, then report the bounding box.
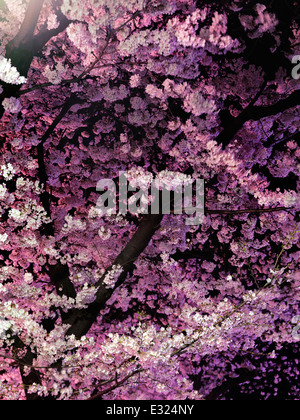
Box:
[249,90,300,121]
[32,9,71,53]
[217,89,300,148]
[0,0,70,120]
[87,368,144,400]
[5,0,45,76]
[7,0,45,51]
[205,206,292,215]
[8,334,42,400]
[64,213,163,339]
[37,94,83,233]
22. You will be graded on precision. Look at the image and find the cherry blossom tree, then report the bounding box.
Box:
[0,0,299,400]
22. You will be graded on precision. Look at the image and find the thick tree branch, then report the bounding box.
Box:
[7,0,45,51]
[5,0,70,76]
[249,90,300,121]
[64,213,163,339]
[37,94,83,233]
[32,10,70,53]
[8,334,42,400]
[217,89,300,148]
[18,348,42,401]
[0,0,70,120]
[5,0,45,77]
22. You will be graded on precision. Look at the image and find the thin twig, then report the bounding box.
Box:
[87,368,144,400]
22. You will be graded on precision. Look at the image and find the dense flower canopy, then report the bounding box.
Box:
[0,0,299,400]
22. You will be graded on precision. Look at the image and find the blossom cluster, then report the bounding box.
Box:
[0,56,27,85]
[103,265,124,289]
[2,97,22,114]
[239,3,279,38]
